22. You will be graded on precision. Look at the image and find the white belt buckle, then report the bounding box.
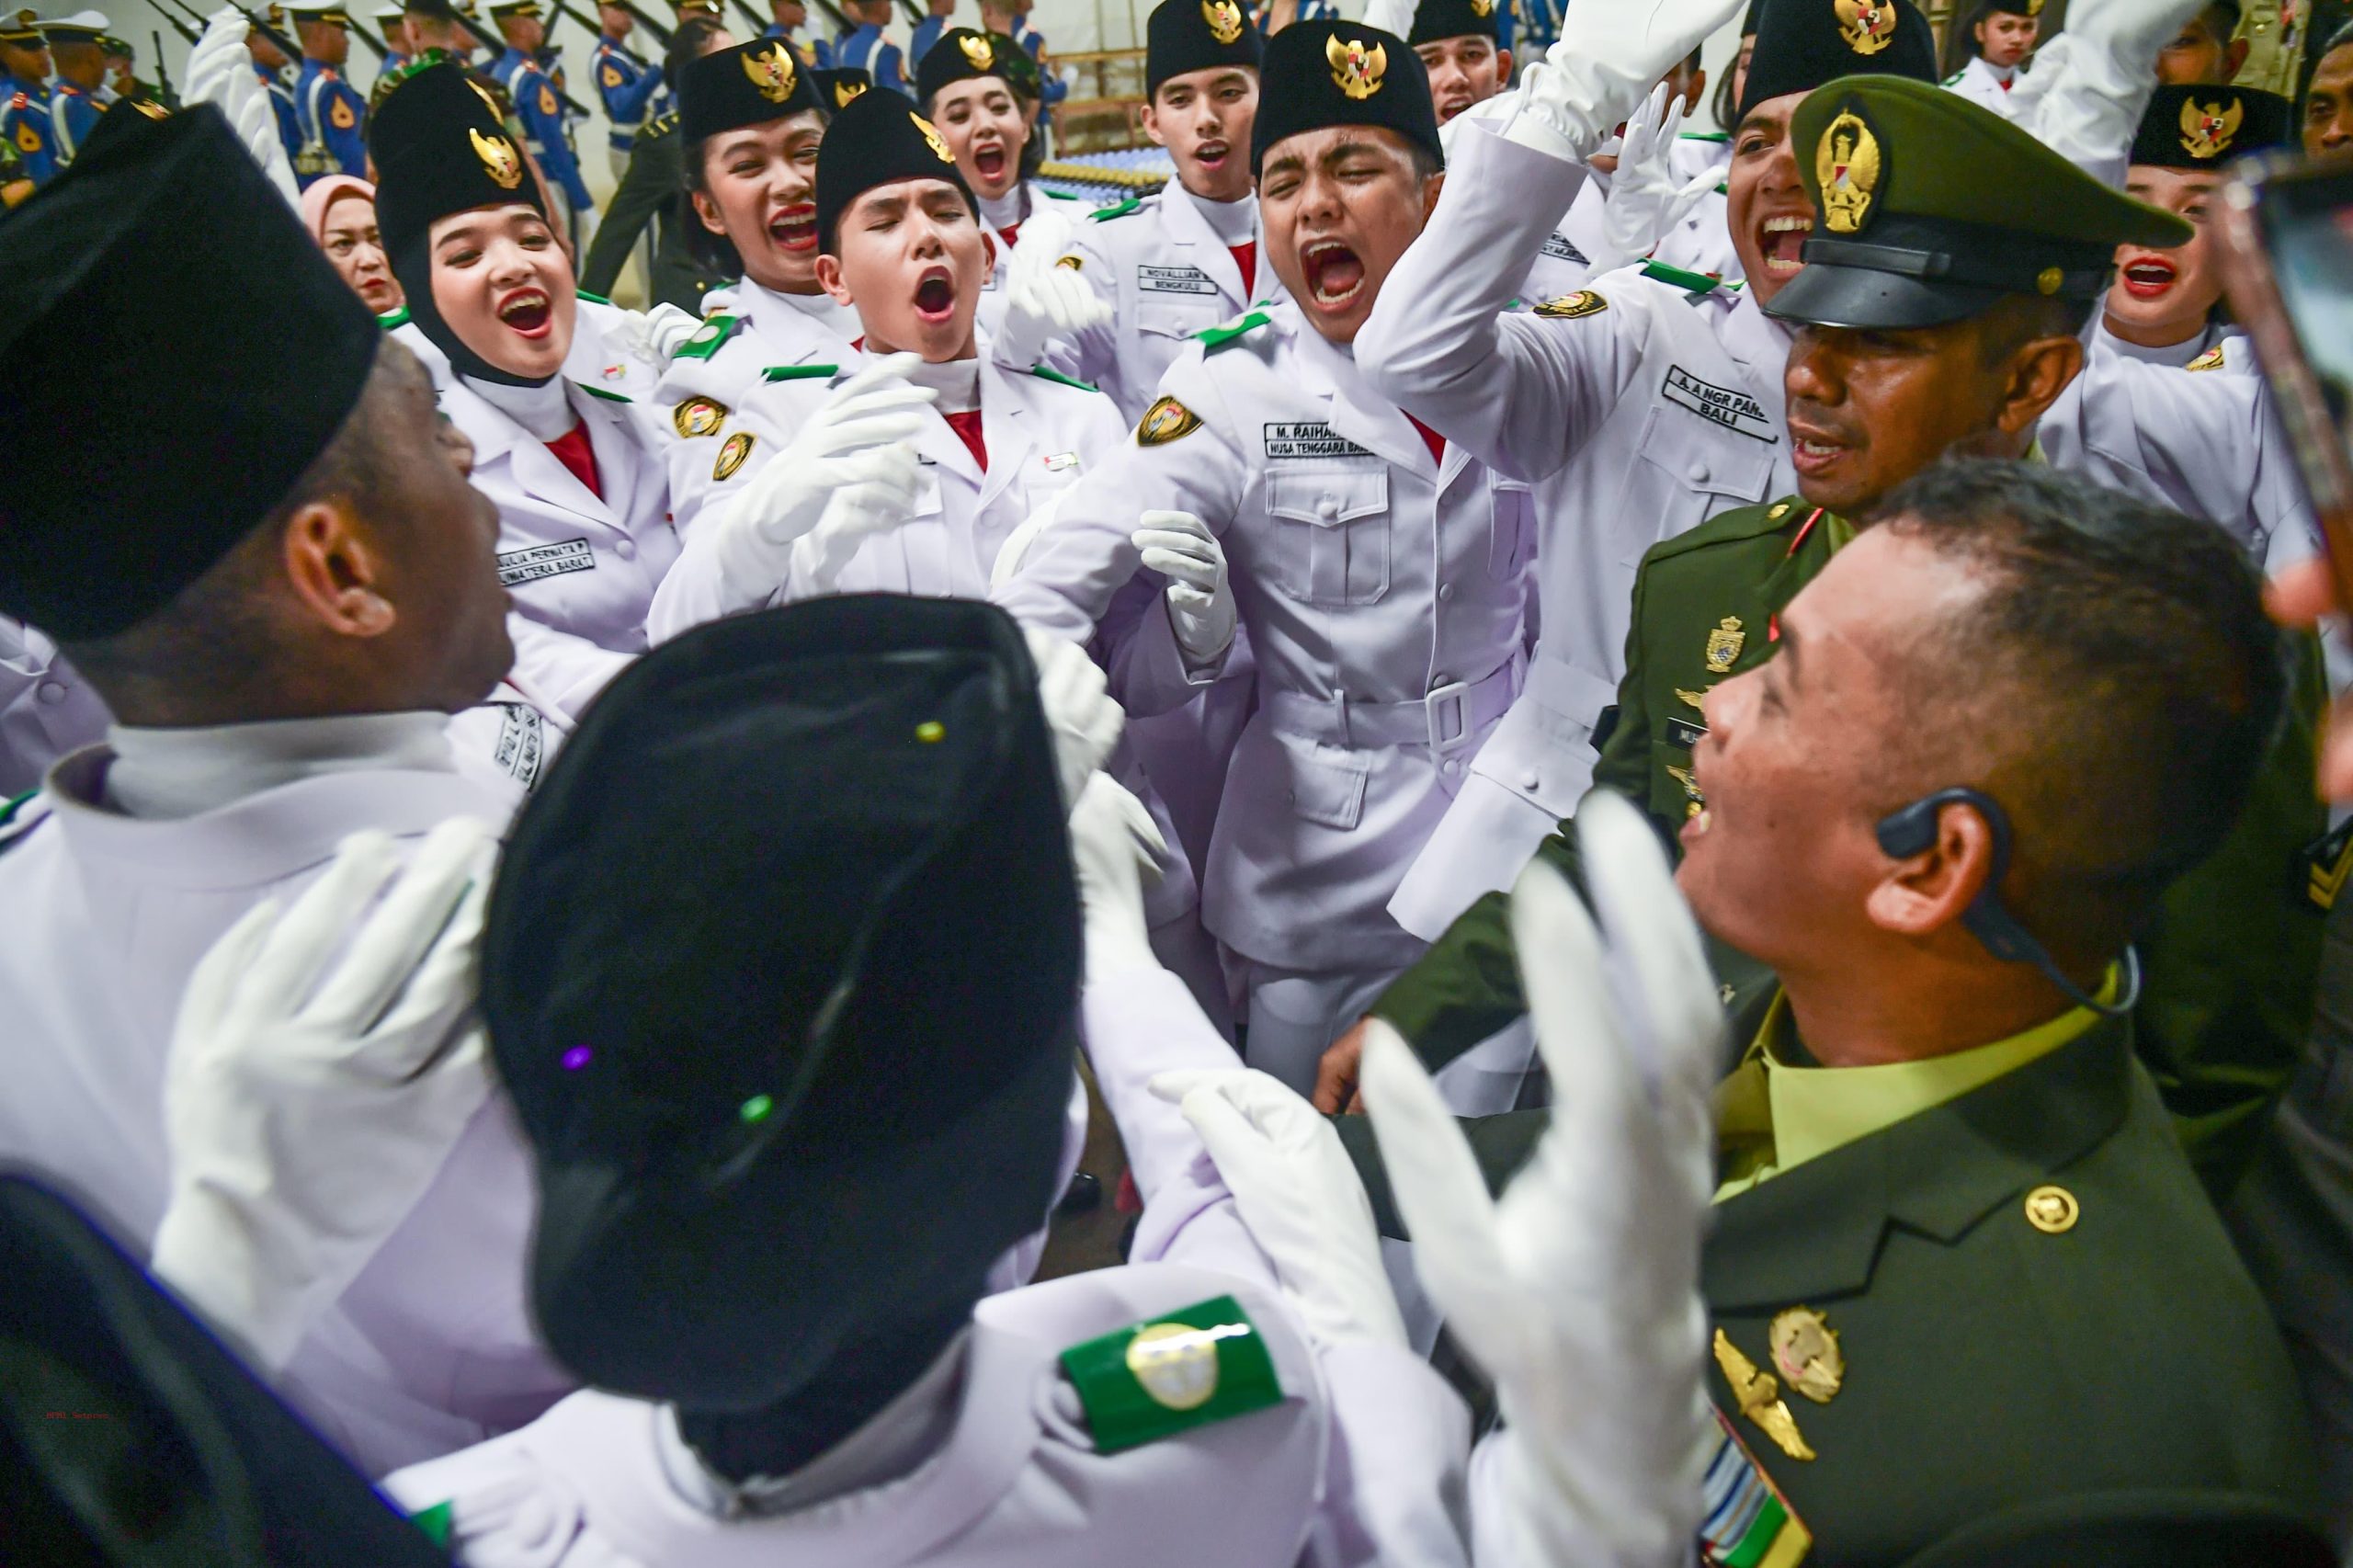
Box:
[1426,678,1472,754]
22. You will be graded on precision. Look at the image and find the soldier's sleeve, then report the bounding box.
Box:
[579,122,675,294]
[325,78,366,176]
[1369,553,1658,1069]
[1354,115,1660,486]
[521,70,594,208]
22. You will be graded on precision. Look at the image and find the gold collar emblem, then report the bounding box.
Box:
[833,76,866,106]
[469,126,525,189]
[1325,33,1387,99]
[2179,95,2243,159]
[1704,615,1746,673]
[912,111,953,162]
[1202,0,1245,44]
[958,30,995,68]
[1816,108,1881,235]
[1714,1330,1816,1461]
[1768,1308,1845,1404]
[742,40,797,102]
[1833,0,1896,54]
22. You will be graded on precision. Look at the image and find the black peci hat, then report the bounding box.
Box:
[1250,20,1438,176]
[914,25,1013,104]
[1407,0,1499,47]
[813,85,973,251]
[680,37,822,141]
[370,61,544,260]
[813,63,871,108]
[1145,0,1262,97]
[0,105,380,642]
[1738,0,1937,122]
[2131,83,2294,169]
[483,596,1083,1411]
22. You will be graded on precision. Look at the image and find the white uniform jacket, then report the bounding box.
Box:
[383,964,1472,1568]
[650,348,1128,635]
[977,181,1094,340]
[1060,183,1288,424]
[1357,119,1796,937]
[2091,316,2245,370]
[1944,54,2024,118]
[0,750,570,1476]
[440,378,684,718]
[997,301,1536,976]
[0,618,108,797]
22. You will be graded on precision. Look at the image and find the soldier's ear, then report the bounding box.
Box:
[1419,169,1444,222]
[1994,329,2083,437]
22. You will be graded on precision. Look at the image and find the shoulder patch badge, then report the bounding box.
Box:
[673,395,729,438]
[1028,365,1099,392]
[377,305,413,331]
[575,383,631,403]
[1137,394,1202,448]
[762,363,840,381]
[672,313,741,361]
[1089,195,1143,222]
[712,430,756,481]
[1534,290,1608,320]
[2185,343,2227,372]
[1060,1294,1284,1453]
[1197,308,1271,352]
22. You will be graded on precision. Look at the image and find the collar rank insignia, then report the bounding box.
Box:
[2179,95,2243,159]
[1714,1329,1816,1461]
[1326,33,1386,99]
[1816,108,1881,234]
[1705,615,1746,673]
[1768,1308,1843,1404]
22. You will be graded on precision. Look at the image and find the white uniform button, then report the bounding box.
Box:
[1686,460,1710,485]
[35,681,65,706]
[1442,758,1460,776]
[1520,769,1540,790]
[614,538,637,562]
[1318,495,1338,518]
[1438,583,1454,602]
[1431,676,1449,691]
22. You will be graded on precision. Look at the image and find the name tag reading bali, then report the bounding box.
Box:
[1137,264,1221,296]
[1264,422,1373,460]
[1661,366,1777,444]
[496,538,597,586]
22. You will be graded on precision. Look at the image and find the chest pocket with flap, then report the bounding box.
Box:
[1264,466,1391,608]
[1613,401,1779,567]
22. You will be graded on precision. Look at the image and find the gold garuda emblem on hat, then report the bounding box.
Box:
[833,76,866,105]
[2179,95,2243,159]
[470,126,525,189]
[1326,33,1386,99]
[743,40,797,101]
[1470,0,1495,15]
[2023,0,2043,13]
[1202,0,1244,44]
[958,30,995,68]
[912,110,953,162]
[1833,0,1896,54]
[1816,108,1881,234]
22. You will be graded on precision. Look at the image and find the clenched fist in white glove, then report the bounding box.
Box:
[710,351,936,597]
[1363,790,1723,1568]
[1151,1068,1407,1350]
[1027,628,1125,815]
[1596,85,1721,271]
[1133,510,1236,668]
[151,818,500,1371]
[608,301,704,369]
[787,442,927,595]
[1504,0,1746,164]
[995,210,1114,369]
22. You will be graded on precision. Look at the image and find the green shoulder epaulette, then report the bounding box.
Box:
[1028,365,1098,392]
[672,313,741,361]
[1089,195,1143,222]
[377,306,412,331]
[1941,68,1965,85]
[763,363,839,381]
[1678,129,1730,142]
[575,289,612,306]
[1060,1294,1284,1453]
[1651,496,1816,565]
[1640,259,1732,296]
[576,382,631,402]
[1044,187,1086,200]
[409,1500,454,1550]
[1197,309,1271,354]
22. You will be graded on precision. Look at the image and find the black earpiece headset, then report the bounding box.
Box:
[1874,787,2142,1018]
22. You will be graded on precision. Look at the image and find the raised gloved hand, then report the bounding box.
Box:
[1503,0,1747,164]
[1026,628,1125,815]
[995,209,1113,369]
[1358,0,1415,37]
[710,352,936,597]
[1151,1068,1407,1350]
[1595,84,1721,270]
[1067,769,1166,980]
[185,9,251,105]
[1132,510,1236,668]
[2011,0,2206,176]
[150,818,500,1371]
[785,442,927,595]
[192,10,300,205]
[1362,790,1723,1568]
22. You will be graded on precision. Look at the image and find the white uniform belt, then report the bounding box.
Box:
[1266,654,1522,754]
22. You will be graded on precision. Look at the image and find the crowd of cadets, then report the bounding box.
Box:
[9,0,2353,1562]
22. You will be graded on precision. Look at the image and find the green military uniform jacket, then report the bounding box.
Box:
[576,111,724,314]
[1370,495,2328,1198]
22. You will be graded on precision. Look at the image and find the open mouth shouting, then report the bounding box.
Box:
[1301,238,1366,309]
[1193,137,1230,171]
[1786,415,1853,481]
[767,202,818,252]
[1758,213,1812,277]
[2118,253,2177,301]
[495,284,553,338]
[913,264,958,323]
[971,141,1007,184]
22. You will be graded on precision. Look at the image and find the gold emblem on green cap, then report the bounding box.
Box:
[1834,0,1897,54]
[2178,95,2242,159]
[1326,33,1387,99]
[742,39,797,102]
[1202,0,1244,43]
[1816,109,1881,235]
[470,127,525,190]
[958,29,994,67]
[1769,1308,1845,1404]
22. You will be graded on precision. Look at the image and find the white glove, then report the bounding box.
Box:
[1132,510,1235,668]
[1358,0,1415,37]
[185,8,250,105]
[2012,0,2208,177]
[1026,628,1125,816]
[606,301,705,370]
[1595,84,1720,271]
[150,819,500,1371]
[710,351,935,595]
[1067,769,1165,979]
[995,210,1113,369]
[786,442,926,595]
[1502,0,1747,164]
[194,10,301,206]
[1150,1068,1407,1350]
[1362,790,1722,1568]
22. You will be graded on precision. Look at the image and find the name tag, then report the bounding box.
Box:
[496,538,597,586]
[1264,422,1372,460]
[1661,366,1776,444]
[1540,231,1589,264]
[1665,715,1707,751]
[1138,264,1220,296]
[1042,450,1081,472]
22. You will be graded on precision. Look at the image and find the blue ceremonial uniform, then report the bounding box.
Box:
[763,20,819,65]
[1006,13,1063,107]
[594,36,662,152]
[1250,0,1336,28]
[909,12,945,64]
[292,58,367,184]
[47,78,100,164]
[829,21,904,94]
[496,45,593,210]
[1,76,56,187]
[256,63,301,165]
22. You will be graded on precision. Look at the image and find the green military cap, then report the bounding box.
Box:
[1766,74,2192,330]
